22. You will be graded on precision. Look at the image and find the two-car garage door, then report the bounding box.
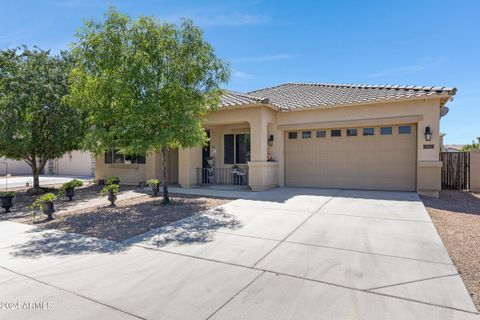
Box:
[285,124,416,191]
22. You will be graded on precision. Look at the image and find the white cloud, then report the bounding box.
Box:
[197,13,269,27]
[367,65,424,78]
[231,54,295,64]
[232,71,255,81]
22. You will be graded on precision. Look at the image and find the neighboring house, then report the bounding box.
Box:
[443,145,465,152]
[0,151,95,177]
[95,82,456,197]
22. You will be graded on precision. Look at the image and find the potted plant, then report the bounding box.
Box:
[146,178,160,196]
[101,184,119,206]
[32,193,57,221]
[0,192,15,213]
[106,176,121,185]
[60,179,83,201]
[206,156,214,167]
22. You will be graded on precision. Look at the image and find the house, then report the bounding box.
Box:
[1,151,95,177]
[95,82,456,197]
[443,145,465,152]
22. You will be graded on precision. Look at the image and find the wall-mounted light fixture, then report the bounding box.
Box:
[268,134,274,146]
[424,126,432,142]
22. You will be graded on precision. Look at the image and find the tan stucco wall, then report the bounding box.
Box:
[95,150,178,185]
[99,98,446,194]
[55,151,94,176]
[470,149,480,192]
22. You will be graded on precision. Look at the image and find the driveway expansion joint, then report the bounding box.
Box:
[251,190,344,268]
[0,265,146,320]
[283,240,456,266]
[366,273,460,291]
[318,211,433,223]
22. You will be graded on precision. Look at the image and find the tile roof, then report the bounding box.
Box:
[220,90,269,107]
[220,82,456,111]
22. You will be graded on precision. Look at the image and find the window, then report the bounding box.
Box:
[288,132,297,139]
[316,130,326,138]
[331,129,342,137]
[380,127,392,135]
[363,128,375,136]
[235,134,250,164]
[399,125,412,134]
[302,131,311,139]
[224,133,250,164]
[347,128,357,137]
[224,134,235,164]
[104,150,146,164]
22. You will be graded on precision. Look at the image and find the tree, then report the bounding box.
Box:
[0,47,87,189]
[462,140,480,152]
[68,8,230,203]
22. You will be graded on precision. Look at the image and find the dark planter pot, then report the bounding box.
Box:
[42,201,55,221]
[65,187,75,201]
[111,179,120,185]
[152,185,159,197]
[108,190,117,205]
[1,195,14,213]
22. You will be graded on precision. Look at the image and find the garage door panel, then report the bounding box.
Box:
[285,125,416,191]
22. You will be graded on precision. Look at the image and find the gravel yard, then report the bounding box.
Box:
[1,184,136,220]
[421,190,480,310]
[28,194,230,241]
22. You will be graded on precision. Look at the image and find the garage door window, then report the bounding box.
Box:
[302,131,311,139]
[331,129,342,137]
[381,127,392,135]
[363,128,375,136]
[288,132,297,139]
[316,130,326,138]
[347,128,357,137]
[399,126,412,134]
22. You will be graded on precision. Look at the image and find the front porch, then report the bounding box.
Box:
[178,106,281,191]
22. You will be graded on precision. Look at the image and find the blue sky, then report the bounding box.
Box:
[1,0,478,144]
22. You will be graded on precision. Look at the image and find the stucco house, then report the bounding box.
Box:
[95,82,456,197]
[1,151,95,177]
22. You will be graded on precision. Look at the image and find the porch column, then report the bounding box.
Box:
[178,147,202,188]
[248,115,278,191]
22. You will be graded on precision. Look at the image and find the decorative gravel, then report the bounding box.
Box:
[1,184,135,220]
[33,194,230,242]
[421,190,480,310]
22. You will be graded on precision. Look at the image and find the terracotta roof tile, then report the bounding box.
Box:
[220,82,456,111]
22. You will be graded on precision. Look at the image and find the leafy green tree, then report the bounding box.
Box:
[68,8,230,203]
[0,47,87,189]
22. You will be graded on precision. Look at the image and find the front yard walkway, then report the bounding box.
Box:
[0,188,478,319]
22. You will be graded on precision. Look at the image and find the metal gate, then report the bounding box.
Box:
[440,152,470,190]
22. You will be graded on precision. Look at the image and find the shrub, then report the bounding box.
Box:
[106,176,121,185]
[101,184,119,195]
[146,178,160,188]
[63,179,84,189]
[0,191,16,197]
[31,193,57,211]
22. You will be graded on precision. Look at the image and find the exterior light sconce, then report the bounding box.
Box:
[268,134,274,146]
[424,126,432,142]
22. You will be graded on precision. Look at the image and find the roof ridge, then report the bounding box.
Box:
[247,83,293,95]
[224,90,271,104]
[285,82,456,93]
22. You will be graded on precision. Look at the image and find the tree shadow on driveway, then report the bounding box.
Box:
[9,228,126,258]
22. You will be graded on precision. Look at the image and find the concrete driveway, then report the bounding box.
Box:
[0,188,478,319]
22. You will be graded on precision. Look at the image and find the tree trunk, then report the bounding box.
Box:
[161,148,169,204]
[31,155,40,189]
